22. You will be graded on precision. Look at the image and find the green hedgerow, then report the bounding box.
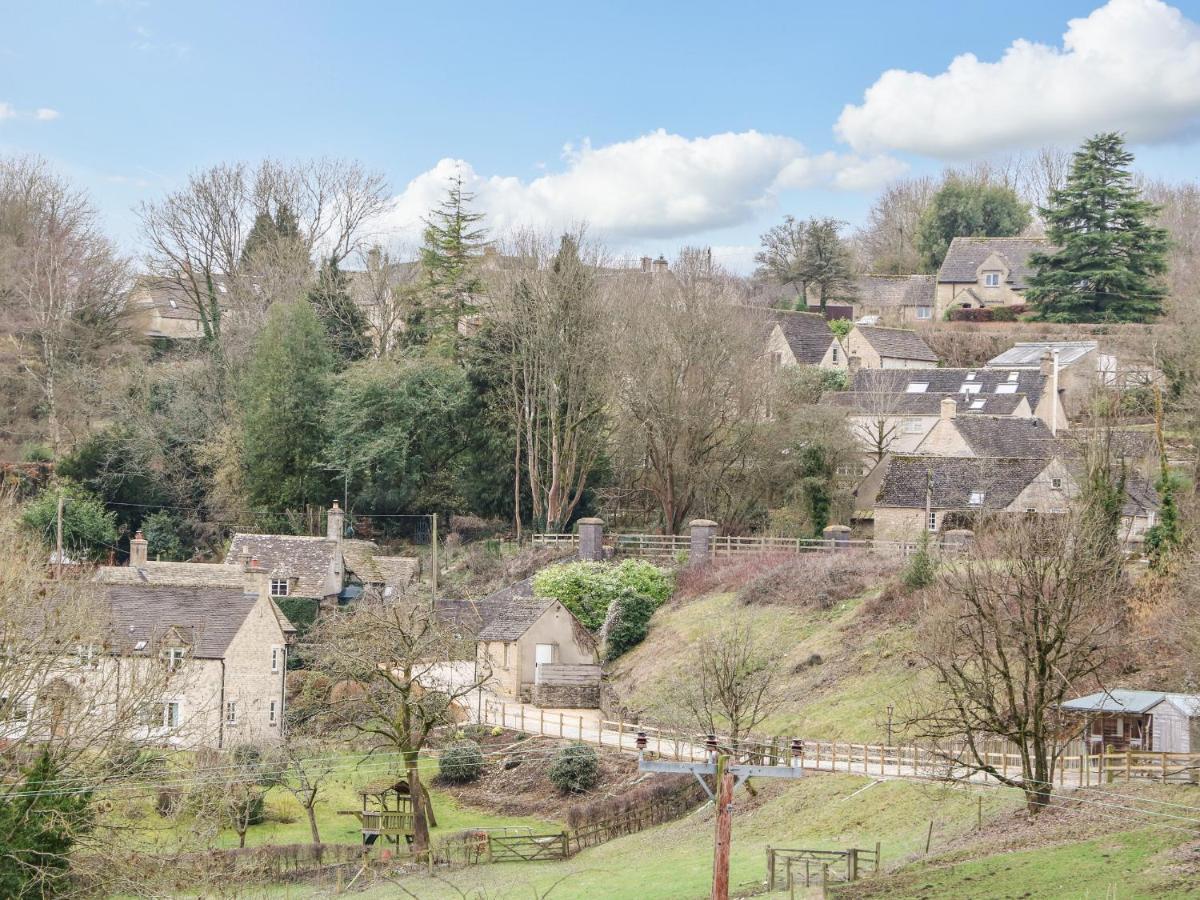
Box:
[548,743,600,794]
[532,559,672,631]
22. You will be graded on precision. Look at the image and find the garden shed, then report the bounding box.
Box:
[1061,690,1200,753]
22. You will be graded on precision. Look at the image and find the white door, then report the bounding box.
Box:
[534,644,555,682]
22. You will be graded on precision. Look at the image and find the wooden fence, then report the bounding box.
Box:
[531,532,935,559]
[120,843,366,889]
[488,832,570,862]
[767,844,881,889]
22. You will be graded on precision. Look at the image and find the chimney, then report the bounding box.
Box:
[640,256,652,273]
[1039,352,1054,377]
[577,518,605,561]
[243,555,269,598]
[652,255,668,275]
[941,397,957,420]
[327,500,345,544]
[129,530,148,567]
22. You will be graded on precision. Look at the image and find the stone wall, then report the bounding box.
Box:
[534,681,601,709]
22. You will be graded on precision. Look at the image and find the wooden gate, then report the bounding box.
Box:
[488,832,570,862]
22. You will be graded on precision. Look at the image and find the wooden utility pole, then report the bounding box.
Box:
[712,754,733,900]
[431,512,438,608]
[55,491,64,579]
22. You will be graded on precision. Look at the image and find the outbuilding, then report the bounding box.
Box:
[1060,690,1200,753]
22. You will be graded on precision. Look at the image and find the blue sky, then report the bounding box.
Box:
[4,0,1200,270]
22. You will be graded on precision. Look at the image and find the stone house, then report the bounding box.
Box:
[826,391,1033,461]
[849,275,936,326]
[852,367,1069,433]
[914,403,1061,458]
[845,325,938,369]
[226,502,419,612]
[934,237,1050,317]
[761,310,846,370]
[1061,690,1200,754]
[870,455,1158,543]
[1,565,292,751]
[985,341,1100,418]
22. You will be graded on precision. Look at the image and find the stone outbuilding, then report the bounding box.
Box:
[845,325,938,369]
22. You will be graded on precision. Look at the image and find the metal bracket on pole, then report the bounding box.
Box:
[637,757,803,793]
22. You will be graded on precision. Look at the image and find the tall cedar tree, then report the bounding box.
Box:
[803,217,856,310]
[307,257,373,362]
[915,177,1030,272]
[1027,133,1168,323]
[420,174,488,356]
[240,301,333,517]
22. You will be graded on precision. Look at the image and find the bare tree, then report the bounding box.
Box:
[277,737,342,844]
[610,249,763,534]
[902,510,1126,813]
[304,599,490,854]
[488,230,611,535]
[0,156,129,456]
[658,621,785,750]
[355,244,420,357]
[854,176,936,275]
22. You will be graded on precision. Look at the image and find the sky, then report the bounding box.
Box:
[4,0,1200,272]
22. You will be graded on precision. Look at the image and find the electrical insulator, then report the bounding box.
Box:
[636,731,647,751]
[790,738,803,756]
[705,734,718,754]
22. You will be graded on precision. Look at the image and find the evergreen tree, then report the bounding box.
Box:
[1027,133,1168,323]
[240,302,334,516]
[802,217,856,310]
[307,257,373,362]
[915,177,1030,272]
[420,174,488,355]
[240,202,302,268]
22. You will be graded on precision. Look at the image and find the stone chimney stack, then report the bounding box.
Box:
[940,397,957,420]
[848,354,862,376]
[652,255,668,275]
[640,256,652,273]
[326,500,345,544]
[1039,352,1054,377]
[243,556,269,598]
[129,530,148,567]
[577,518,605,562]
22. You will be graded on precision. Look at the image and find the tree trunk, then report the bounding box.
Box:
[407,755,430,853]
[306,803,321,844]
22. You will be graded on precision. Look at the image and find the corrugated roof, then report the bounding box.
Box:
[987,341,1098,368]
[936,237,1051,288]
[853,368,1049,409]
[852,325,938,363]
[1060,690,1180,715]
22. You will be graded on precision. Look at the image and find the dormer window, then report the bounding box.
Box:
[969,399,986,410]
[270,579,290,597]
[75,644,96,667]
[968,491,985,506]
[966,371,976,380]
[163,647,185,671]
[983,272,1001,287]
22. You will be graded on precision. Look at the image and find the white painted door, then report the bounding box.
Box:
[534,643,555,682]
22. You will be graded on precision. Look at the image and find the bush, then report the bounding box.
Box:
[20,481,118,562]
[533,559,673,631]
[140,509,189,561]
[901,536,937,591]
[948,307,994,322]
[736,551,899,609]
[603,588,659,660]
[990,304,1026,322]
[439,740,485,784]
[548,743,600,794]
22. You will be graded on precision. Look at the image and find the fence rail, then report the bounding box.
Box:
[530,532,938,559]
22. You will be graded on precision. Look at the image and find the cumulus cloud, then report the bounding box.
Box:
[380,129,903,242]
[0,103,15,120]
[836,0,1200,158]
[34,108,60,121]
[0,103,60,123]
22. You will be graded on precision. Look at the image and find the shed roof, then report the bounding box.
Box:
[987,341,1098,369]
[1061,690,1200,716]
[936,237,1051,288]
[852,325,938,363]
[477,598,556,642]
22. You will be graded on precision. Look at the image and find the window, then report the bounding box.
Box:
[164,701,180,729]
[1026,507,1037,514]
[906,382,929,394]
[916,306,932,320]
[133,640,147,651]
[966,371,976,380]
[1051,478,1062,489]
[269,579,289,597]
[502,644,510,667]
[983,272,1001,287]
[902,418,924,434]
[269,701,278,726]
[970,399,986,410]
[959,383,982,394]
[75,644,95,666]
[225,701,238,725]
[271,646,281,674]
[927,510,938,532]
[168,298,178,309]
[995,383,1018,394]
[968,491,985,507]
[832,346,839,364]
[1007,371,1020,382]
[164,647,185,671]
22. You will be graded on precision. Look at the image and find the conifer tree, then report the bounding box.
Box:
[1028,133,1168,323]
[307,256,372,362]
[419,174,488,355]
[240,202,301,267]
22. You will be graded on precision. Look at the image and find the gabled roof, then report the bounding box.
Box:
[477,598,556,642]
[768,310,837,365]
[852,325,938,363]
[853,368,1050,409]
[96,562,245,589]
[226,534,339,598]
[948,416,1061,458]
[826,392,1028,417]
[936,237,1051,288]
[341,539,420,590]
[854,274,935,308]
[986,341,1098,369]
[433,598,510,639]
[876,456,1049,510]
[104,584,266,659]
[1061,690,1200,716]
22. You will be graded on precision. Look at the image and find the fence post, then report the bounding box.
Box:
[847,848,858,882]
[577,517,605,561]
[1162,752,1168,783]
[767,846,775,890]
[874,841,880,874]
[1126,749,1132,783]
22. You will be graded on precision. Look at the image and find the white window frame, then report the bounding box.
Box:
[1051,478,1062,489]
[225,700,238,726]
[965,371,976,381]
[269,701,278,726]
[959,383,982,394]
[1007,371,1020,382]
[969,399,986,410]
[164,700,181,730]
[916,306,932,320]
[902,418,924,435]
[906,382,929,394]
[831,345,840,364]
[927,510,938,532]
[269,579,289,597]
[164,646,185,672]
[271,646,281,674]
[983,272,1001,287]
[968,491,985,507]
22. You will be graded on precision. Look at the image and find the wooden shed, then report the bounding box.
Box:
[1061,690,1200,753]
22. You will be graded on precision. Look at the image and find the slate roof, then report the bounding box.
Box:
[936,237,1051,288]
[950,416,1062,458]
[433,598,510,639]
[876,456,1049,510]
[826,392,1028,416]
[768,310,837,365]
[341,539,419,590]
[1120,469,1160,516]
[852,325,938,363]
[96,562,246,588]
[477,598,555,642]
[987,341,1098,369]
[1061,690,1200,716]
[130,274,251,322]
[104,584,263,659]
[226,534,339,598]
[854,274,935,309]
[853,368,1050,409]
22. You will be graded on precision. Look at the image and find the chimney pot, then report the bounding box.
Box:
[1039,353,1054,377]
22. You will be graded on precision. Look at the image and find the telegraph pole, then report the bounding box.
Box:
[430,513,438,608]
[55,491,64,579]
[712,753,733,900]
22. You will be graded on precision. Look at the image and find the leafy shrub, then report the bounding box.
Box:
[901,535,937,590]
[828,318,851,338]
[990,304,1026,322]
[948,307,994,322]
[140,510,189,561]
[533,559,673,631]
[439,740,485,784]
[603,588,659,660]
[20,481,118,562]
[548,743,599,794]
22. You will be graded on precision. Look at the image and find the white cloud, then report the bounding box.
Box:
[34,108,60,121]
[381,129,901,242]
[0,103,14,120]
[0,103,60,123]
[836,0,1200,158]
